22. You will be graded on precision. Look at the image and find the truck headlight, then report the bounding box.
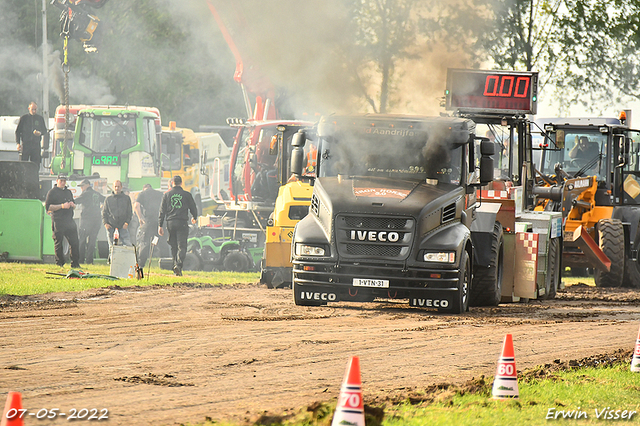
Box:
[424,252,455,263]
[295,244,325,256]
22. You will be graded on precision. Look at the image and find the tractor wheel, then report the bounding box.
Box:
[594,219,625,287]
[223,250,249,272]
[541,238,561,299]
[470,222,504,306]
[183,252,203,271]
[623,223,640,288]
[446,250,470,314]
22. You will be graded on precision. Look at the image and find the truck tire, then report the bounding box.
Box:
[447,250,470,314]
[623,223,640,288]
[470,222,504,306]
[223,250,248,272]
[594,219,625,287]
[542,237,561,299]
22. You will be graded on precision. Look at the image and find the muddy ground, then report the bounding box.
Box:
[1,282,639,425]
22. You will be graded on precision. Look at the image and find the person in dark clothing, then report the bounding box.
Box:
[15,101,49,165]
[74,179,105,264]
[158,175,198,276]
[134,183,166,268]
[102,180,133,257]
[45,174,80,268]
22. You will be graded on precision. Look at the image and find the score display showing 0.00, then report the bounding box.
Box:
[445,69,538,115]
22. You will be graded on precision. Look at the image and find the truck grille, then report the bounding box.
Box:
[336,214,414,260]
[344,216,408,230]
[346,244,402,257]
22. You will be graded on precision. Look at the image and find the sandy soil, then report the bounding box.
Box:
[1,282,639,425]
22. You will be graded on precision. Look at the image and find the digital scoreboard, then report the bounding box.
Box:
[445,69,538,115]
[92,155,120,166]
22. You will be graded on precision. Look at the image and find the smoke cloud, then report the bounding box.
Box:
[1,0,476,125]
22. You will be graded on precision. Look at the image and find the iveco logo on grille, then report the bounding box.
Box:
[349,230,400,242]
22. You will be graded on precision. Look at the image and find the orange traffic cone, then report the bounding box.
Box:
[331,356,365,426]
[631,324,640,372]
[1,392,24,426]
[492,333,519,399]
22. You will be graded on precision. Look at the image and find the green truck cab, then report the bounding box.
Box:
[51,106,163,191]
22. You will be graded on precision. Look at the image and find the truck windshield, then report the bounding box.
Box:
[79,116,137,154]
[540,130,605,179]
[161,132,183,171]
[317,130,462,185]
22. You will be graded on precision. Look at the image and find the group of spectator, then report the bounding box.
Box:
[44,175,197,277]
[15,101,198,276]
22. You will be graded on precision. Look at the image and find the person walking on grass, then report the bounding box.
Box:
[158,175,197,276]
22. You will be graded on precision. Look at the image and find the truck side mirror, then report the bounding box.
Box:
[616,135,629,166]
[479,140,495,184]
[200,150,207,175]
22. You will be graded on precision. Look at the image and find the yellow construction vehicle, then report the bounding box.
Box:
[161,121,230,215]
[533,113,640,287]
[260,124,316,288]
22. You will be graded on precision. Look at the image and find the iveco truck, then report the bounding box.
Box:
[289,114,497,313]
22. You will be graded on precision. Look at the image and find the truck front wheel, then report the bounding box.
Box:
[594,219,625,287]
[470,222,504,306]
[541,237,561,299]
[448,250,470,314]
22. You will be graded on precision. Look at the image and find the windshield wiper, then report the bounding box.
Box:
[573,154,602,178]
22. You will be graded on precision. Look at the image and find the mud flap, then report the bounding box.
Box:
[294,286,340,304]
[514,232,538,299]
[408,296,452,309]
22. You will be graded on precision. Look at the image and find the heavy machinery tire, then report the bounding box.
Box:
[623,223,640,288]
[223,250,249,272]
[446,250,470,314]
[594,219,625,287]
[541,238,561,299]
[244,252,256,271]
[183,252,203,271]
[470,222,504,306]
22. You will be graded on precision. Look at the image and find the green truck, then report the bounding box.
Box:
[51,105,163,191]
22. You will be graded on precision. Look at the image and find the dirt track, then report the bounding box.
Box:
[1,282,639,425]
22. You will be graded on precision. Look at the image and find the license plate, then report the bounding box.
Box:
[353,278,389,288]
